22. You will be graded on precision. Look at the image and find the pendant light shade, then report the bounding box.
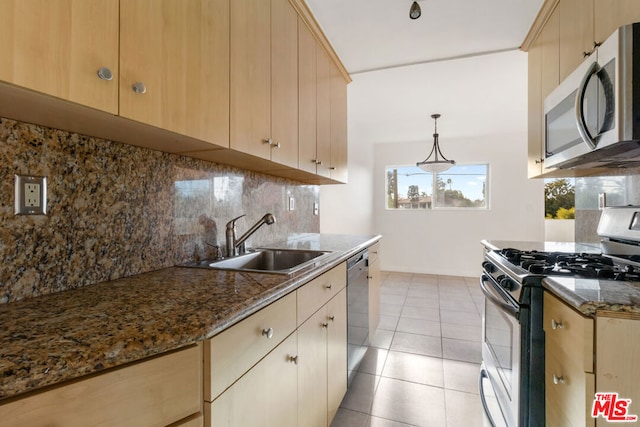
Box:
[409,1,421,19]
[416,114,455,173]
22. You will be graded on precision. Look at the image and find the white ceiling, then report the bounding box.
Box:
[305,0,544,74]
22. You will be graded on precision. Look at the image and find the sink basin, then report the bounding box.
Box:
[185,248,332,275]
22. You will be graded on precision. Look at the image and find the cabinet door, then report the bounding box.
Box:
[595,0,640,44]
[544,292,595,426]
[270,0,299,168]
[368,243,381,333]
[208,333,298,427]
[528,4,559,177]
[297,306,328,427]
[316,48,333,178]
[559,0,594,81]
[327,288,347,424]
[230,0,271,159]
[596,315,640,423]
[0,0,118,114]
[330,63,348,183]
[527,41,544,178]
[120,0,230,147]
[298,20,319,175]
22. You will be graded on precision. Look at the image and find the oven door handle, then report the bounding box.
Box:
[480,275,518,318]
[479,368,498,427]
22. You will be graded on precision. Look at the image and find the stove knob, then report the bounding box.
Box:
[482,261,496,273]
[500,277,515,291]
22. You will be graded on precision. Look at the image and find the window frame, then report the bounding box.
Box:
[384,163,490,211]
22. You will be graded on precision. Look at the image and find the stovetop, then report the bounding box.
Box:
[497,248,640,281]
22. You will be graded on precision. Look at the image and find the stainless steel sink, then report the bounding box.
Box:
[183,248,332,275]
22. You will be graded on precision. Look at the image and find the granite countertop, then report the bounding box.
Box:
[0,233,380,401]
[482,239,640,317]
[543,276,640,317]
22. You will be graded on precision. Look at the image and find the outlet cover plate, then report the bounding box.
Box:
[15,175,47,215]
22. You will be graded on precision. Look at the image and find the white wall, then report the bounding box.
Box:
[321,50,545,276]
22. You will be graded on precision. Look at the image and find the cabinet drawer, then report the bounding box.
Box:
[297,263,346,325]
[0,345,202,427]
[544,291,594,372]
[545,346,595,427]
[205,291,296,401]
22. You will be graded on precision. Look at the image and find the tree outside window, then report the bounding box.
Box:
[544,178,575,219]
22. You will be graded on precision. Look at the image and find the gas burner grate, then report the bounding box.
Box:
[497,248,639,281]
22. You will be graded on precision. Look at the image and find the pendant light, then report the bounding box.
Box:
[409,1,421,20]
[416,114,456,173]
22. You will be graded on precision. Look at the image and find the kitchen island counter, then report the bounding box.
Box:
[543,276,640,317]
[0,233,380,401]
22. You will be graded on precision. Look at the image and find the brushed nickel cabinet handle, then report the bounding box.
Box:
[97,67,113,81]
[551,319,564,330]
[288,355,298,364]
[262,327,274,339]
[321,322,329,328]
[325,284,332,289]
[328,315,335,322]
[553,374,565,384]
[132,82,146,94]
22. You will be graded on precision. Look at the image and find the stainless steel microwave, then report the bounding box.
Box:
[544,22,640,169]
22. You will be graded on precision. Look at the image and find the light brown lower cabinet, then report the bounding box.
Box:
[545,292,595,427]
[545,291,640,426]
[0,344,203,427]
[368,242,381,333]
[206,263,348,427]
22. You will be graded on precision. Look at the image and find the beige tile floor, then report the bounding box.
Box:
[332,272,492,427]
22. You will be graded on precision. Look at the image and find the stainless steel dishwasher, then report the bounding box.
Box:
[346,249,369,387]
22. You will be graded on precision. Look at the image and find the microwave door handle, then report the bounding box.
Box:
[575,61,599,149]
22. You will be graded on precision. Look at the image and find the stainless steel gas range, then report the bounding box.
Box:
[479,206,640,427]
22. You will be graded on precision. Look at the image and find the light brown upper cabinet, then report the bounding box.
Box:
[558,0,594,82]
[0,0,119,114]
[527,5,559,178]
[298,20,319,175]
[595,0,640,44]
[316,49,333,178]
[230,0,299,169]
[120,0,230,148]
[330,62,348,183]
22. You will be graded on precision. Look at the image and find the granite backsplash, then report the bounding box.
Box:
[0,118,319,304]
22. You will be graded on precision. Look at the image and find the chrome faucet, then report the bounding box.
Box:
[225,213,276,257]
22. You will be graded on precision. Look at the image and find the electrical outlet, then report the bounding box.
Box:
[598,193,607,210]
[15,175,47,215]
[313,202,319,216]
[25,183,41,207]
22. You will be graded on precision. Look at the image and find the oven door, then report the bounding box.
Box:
[479,274,520,427]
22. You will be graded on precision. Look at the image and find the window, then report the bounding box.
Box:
[544,178,575,219]
[386,164,488,210]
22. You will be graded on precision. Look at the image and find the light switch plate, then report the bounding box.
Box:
[15,175,47,215]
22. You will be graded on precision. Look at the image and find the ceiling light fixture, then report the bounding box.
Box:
[416,114,456,173]
[409,1,421,20]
